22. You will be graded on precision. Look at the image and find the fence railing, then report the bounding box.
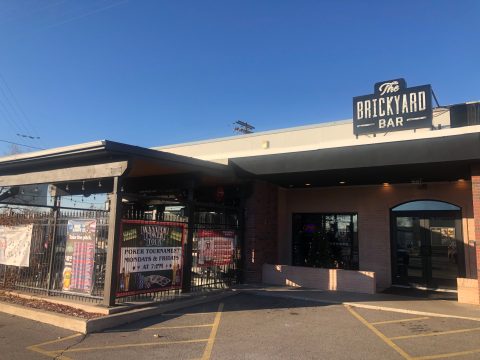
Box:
[0,208,109,303]
[0,204,242,305]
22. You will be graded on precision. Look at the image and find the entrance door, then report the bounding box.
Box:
[391,201,465,289]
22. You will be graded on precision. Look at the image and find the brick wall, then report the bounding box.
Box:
[471,164,480,302]
[244,181,278,283]
[281,181,475,290]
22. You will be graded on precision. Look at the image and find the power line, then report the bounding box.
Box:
[0,138,44,150]
[0,72,40,140]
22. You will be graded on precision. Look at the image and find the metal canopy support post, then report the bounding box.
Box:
[103,176,123,307]
[182,184,195,293]
[46,192,61,294]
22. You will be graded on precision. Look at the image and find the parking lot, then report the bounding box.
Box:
[2,293,480,359]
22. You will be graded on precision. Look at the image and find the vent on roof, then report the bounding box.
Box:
[450,102,480,128]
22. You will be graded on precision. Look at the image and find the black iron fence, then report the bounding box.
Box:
[117,207,242,303]
[0,203,242,305]
[0,207,109,303]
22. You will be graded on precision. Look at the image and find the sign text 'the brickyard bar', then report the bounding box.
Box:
[353,79,433,135]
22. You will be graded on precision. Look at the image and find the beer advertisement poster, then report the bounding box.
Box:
[63,219,96,294]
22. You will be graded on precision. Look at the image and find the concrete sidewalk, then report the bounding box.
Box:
[238,285,480,321]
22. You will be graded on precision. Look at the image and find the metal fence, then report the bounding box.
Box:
[0,207,109,303]
[116,207,242,303]
[0,203,242,305]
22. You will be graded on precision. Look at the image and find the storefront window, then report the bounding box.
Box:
[292,213,358,270]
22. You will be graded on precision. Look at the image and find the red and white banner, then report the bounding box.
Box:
[196,230,235,267]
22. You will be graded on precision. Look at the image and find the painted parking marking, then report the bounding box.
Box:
[27,333,83,360]
[201,302,224,360]
[108,323,214,332]
[26,302,224,360]
[50,338,209,354]
[346,305,480,360]
[390,326,480,341]
[413,348,480,360]
[371,317,430,325]
[345,305,413,359]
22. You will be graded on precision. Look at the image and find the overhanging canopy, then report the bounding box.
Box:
[229,132,480,187]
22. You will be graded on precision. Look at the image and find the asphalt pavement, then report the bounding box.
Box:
[2,292,480,360]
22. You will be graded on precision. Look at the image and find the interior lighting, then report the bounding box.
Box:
[304,183,311,186]
[339,181,346,184]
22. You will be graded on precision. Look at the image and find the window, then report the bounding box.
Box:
[292,213,358,270]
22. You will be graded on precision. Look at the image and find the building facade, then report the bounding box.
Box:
[157,101,480,303]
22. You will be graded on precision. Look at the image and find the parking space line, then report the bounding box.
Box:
[146,324,214,330]
[27,333,83,360]
[390,326,480,341]
[201,302,224,360]
[371,317,430,325]
[345,305,413,360]
[412,348,480,359]
[27,333,83,348]
[51,338,209,354]
[108,323,214,332]
[163,312,215,316]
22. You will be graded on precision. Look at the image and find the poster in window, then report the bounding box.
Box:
[0,224,33,267]
[63,220,96,294]
[117,220,186,297]
[196,230,235,267]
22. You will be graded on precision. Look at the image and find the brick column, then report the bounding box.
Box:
[471,165,480,302]
[244,181,278,283]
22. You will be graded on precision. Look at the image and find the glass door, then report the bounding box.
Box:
[392,208,464,289]
[428,217,459,288]
[394,216,427,285]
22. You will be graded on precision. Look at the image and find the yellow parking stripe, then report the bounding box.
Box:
[108,324,214,332]
[52,338,209,353]
[201,302,224,360]
[413,348,480,359]
[390,326,480,341]
[27,333,83,360]
[345,305,413,360]
[163,312,214,316]
[27,333,83,348]
[371,317,430,325]
[147,324,213,330]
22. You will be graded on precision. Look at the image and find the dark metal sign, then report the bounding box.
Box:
[353,79,432,135]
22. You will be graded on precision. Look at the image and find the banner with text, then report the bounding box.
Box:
[196,229,235,267]
[117,220,186,297]
[0,224,33,267]
[62,219,96,294]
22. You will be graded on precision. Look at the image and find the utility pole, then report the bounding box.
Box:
[233,120,255,134]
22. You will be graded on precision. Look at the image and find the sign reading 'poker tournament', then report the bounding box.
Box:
[353,79,433,135]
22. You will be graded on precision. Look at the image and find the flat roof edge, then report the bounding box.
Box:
[0,140,107,164]
[153,118,353,150]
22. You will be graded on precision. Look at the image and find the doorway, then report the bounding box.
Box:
[391,200,465,289]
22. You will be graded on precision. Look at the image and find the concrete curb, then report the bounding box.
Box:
[0,301,88,333]
[247,290,480,322]
[0,290,237,334]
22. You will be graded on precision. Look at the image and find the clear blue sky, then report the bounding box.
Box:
[0,0,479,154]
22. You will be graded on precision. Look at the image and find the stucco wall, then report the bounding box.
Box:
[278,180,475,290]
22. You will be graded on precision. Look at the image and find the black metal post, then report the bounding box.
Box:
[103,176,123,307]
[181,185,195,293]
[46,193,60,294]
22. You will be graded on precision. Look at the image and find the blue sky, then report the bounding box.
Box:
[0,0,479,153]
